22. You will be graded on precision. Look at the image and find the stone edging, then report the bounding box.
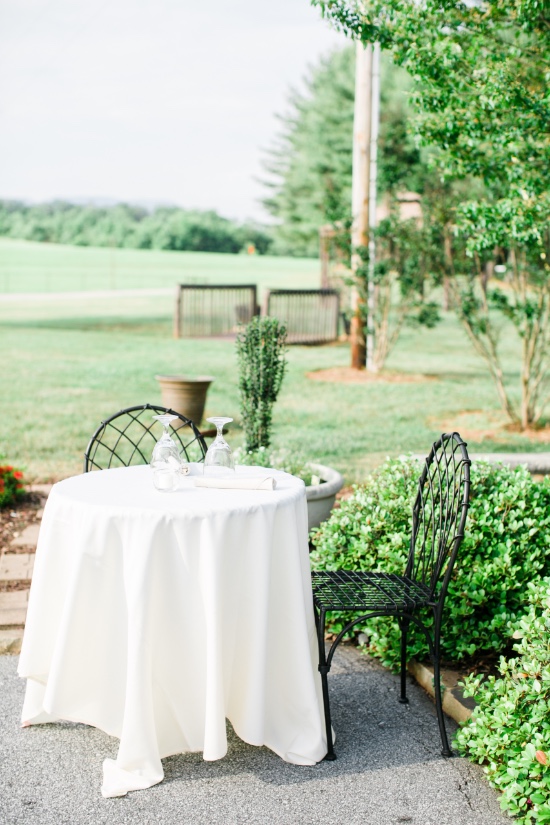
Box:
[471,453,550,474]
[0,629,23,655]
[407,659,475,724]
[413,452,550,475]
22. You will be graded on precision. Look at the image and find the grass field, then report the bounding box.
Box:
[0,238,321,298]
[1,240,547,483]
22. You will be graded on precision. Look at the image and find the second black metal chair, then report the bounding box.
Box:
[311,432,471,758]
[83,403,207,472]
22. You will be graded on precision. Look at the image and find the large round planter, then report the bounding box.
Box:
[155,375,215,429]
[305,463,345,533]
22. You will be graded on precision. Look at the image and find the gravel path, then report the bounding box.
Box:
[0,647,507,825]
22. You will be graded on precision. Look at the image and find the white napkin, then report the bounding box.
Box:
[195,475,276,491]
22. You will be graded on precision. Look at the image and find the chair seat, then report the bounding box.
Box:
[311,570,434,613]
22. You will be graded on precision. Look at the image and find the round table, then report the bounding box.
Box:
[18,464,327,797]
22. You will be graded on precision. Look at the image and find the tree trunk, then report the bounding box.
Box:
[443,228,453,311]
[366,43,380,371]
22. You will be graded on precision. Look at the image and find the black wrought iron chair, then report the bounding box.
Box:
[311,432,471,759]
[83,403,207,472]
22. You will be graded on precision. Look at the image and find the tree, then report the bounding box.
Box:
[313,0,550,428]
[263,45,426,256]
[0,201,273,257]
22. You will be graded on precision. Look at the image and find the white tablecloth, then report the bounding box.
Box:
[18,464,327,797]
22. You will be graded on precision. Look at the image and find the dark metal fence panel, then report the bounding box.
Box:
[173,284,258,338]
[265,289,340,344]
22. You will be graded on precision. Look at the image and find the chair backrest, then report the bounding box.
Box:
[83,403,207,472]
[405,432,471,600]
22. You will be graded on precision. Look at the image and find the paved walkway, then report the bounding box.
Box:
[0,484,50,652]
[0,647,507,825]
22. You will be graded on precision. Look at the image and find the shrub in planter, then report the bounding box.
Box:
[235,316,287,451]
[0,464,25,508]
[310,456,550,669]
[456,578,550,824]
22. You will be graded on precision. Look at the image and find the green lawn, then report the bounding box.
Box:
[0,238,320,299]
[1,240,546,483]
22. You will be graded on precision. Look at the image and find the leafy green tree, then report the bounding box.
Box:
[263,45,426,256]
[330,206,441,371]
[313,0,550,427]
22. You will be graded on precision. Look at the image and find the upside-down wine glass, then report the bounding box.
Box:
[151,414,188,491]
[203,417,235,476]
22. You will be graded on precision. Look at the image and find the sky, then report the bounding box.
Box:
[0,0,343,222]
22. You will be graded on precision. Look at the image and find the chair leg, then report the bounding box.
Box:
[433,631,452,757]
[398,618,409,704]
[316,608,336,761]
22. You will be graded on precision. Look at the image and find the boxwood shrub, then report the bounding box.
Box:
[456,578,550,824]
[309,456,550,669]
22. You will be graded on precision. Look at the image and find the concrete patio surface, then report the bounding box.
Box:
[0,647,507,825]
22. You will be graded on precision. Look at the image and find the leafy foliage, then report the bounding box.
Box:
[235,317,288,451]
[312,0,550,426]
[367,209,441,367]
[0,464,25,508]
[0,200,273,255]
[310,456,550,668]
[456,578,550,824]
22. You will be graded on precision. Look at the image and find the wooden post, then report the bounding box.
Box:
[263,289,271,318]
[350,41,372,369]
[173,285,182,339]
[366,42,380,371]
[319,225,331,290]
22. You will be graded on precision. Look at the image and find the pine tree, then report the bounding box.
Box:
[262,46,426,257]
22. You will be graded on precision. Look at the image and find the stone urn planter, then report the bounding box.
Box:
[155,375,215,429]
[305,463,345,532]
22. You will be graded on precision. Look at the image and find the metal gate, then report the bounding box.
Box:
[173,284,259,338]
[265,289,340,344]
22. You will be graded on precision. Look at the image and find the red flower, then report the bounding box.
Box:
[14,471,23,480]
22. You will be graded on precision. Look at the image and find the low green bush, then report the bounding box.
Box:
[456,578,550,824]
[310,456,550,668]
[233,446,316,485]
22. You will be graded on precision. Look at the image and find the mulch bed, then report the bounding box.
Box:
[307,367,436,384]
[0,492,43,555]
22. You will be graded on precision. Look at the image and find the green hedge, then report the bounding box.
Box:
[456,579,550,824]
[310,457,550,668]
